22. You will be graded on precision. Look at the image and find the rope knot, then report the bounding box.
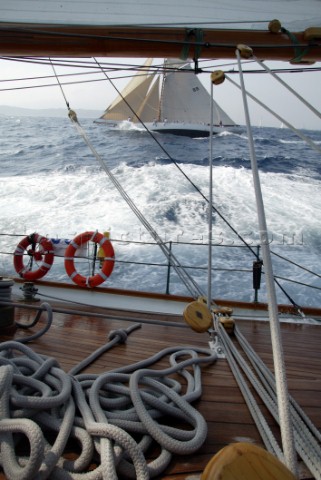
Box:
[108,329,128,343]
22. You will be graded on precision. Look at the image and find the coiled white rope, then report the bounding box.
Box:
[0,336,216,479]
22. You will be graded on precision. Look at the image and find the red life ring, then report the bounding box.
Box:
[64,231,115,288]
[13,233,54,281]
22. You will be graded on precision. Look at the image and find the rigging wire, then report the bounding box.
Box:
[48,58,70,109]
[255,56,321,121]
[3,55,317,307]
[225,76,321,155]
[49,62,205,300]
[93,58,260,262]
[92,57,317,314]
[44,56,314,310]
[2,55,321,81]
[271,250,321,279]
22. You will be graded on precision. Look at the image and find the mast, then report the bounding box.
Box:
[158,59,167,122]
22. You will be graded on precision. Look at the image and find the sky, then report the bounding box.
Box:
[0,56,321,130]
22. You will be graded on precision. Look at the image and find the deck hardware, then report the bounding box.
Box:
[209,330,225,358]
[20,281,39,302]
[183,300,212,332]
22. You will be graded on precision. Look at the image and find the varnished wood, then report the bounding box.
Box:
[0,298,320,479]
[0,24,320,61]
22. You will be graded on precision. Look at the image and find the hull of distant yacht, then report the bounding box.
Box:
[95,119,243,137]
[146,122,243,137]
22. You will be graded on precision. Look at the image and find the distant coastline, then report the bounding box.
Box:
[0,105,102,119]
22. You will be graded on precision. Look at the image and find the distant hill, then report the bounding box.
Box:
[0,105,102,119]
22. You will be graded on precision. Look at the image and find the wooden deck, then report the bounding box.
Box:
[0,296,320,479]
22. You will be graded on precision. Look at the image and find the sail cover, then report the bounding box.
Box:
[1,0,320,31]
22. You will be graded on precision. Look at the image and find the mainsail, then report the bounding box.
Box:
[159,59,235,125]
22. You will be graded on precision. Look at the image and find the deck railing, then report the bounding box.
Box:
[1,234,319,306]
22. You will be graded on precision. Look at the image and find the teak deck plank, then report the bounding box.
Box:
[0,301,320,479]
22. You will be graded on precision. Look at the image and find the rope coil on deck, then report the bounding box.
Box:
[0,337,216,480]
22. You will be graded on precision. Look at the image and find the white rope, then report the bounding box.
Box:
[0,338,216,479]
[236,48,298,477]
[219,323,321,479]
[218,325,285,459]
[234,325,321,480]
[207,81,214,311]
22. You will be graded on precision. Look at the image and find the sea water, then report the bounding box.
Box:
[0,115,320,308]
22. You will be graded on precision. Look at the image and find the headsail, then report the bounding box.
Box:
[100,58,154,121]
[134,76,160,123]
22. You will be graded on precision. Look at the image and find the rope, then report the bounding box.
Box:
[236,48,298,477]
[234,325,321,479]
[219,324,321,479]
[271,250,321,279]
[280,28,312,64]
[13,302,53,343]
[0,337,216,479]
[68,324,142,376]
[218,324,285,459]
[207,81,215,309]
[49,58,70,109]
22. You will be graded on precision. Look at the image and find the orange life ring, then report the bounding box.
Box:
[64,231,115,288]
[13,233,54,281]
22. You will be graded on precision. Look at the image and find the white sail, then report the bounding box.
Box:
[2,1,320,32]
[101,58,154,121]
[99,58,240,136]
[160,60,235,126]
[135,76,160,123]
